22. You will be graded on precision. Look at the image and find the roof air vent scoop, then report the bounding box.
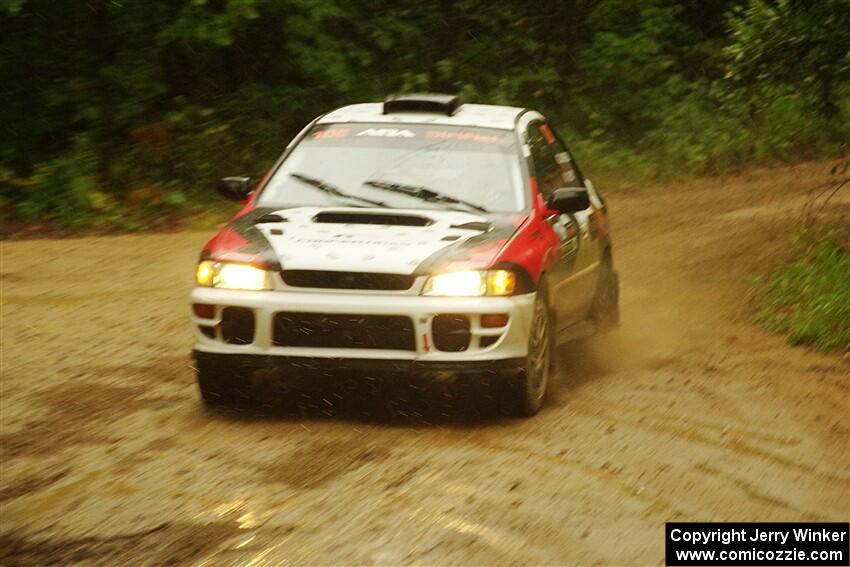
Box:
[383,93,461,116]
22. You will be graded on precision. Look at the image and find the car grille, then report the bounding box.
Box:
[273,313,416,351]
[281,270,415,291]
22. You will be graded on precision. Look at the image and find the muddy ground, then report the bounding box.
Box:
[1,161,848,566]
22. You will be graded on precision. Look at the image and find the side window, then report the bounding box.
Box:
[552,143,581,186]
[526,122,561,198]
[546,124,584,187]
[527,121,585,199]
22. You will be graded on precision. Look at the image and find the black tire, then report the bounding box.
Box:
[504,282,555,417]
[589,255,620,330]
[195,356,254,408]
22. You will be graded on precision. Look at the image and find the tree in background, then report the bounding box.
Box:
[727,0,850,119]
[0,0,847,228]
[724,0,850,159]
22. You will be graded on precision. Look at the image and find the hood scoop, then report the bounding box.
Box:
[450,221,491,231]
[256,205,506,275]
[313,211,433,227]
[254,213,288,224]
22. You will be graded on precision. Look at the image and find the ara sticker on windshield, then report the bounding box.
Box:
[356,128,416,138]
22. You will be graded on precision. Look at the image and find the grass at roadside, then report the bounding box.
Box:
[752,224,850,353]
[0,197,235,239]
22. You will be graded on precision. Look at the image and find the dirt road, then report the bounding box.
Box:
[1,161,848,565]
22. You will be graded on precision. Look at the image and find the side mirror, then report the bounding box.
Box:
[547,187,590,214]
[217,177,253,201]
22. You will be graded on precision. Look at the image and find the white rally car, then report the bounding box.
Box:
[191,94,618,416]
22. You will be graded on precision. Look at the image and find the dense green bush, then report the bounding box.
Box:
[1,0,848,229]
[754,225,850,352]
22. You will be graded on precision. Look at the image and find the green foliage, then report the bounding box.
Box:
[0,0,25,15]
[564,0,848,178]
[571,1,684,141]
[642,86,751,173]
[12,137,105,223]
[1,0,848,230]
[726,0,850,118]
[754,226,850,352]
[749,86,844,160]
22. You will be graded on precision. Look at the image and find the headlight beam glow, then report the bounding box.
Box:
[422,269,516,297]
[196,260,272,291]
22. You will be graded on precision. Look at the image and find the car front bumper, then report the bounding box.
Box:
[190,287,536,366]
[191,351,527,377]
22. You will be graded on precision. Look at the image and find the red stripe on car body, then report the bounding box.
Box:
[489,176,560,282]
[201,226,266,266]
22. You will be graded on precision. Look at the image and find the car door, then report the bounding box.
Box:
[548,123,604,320]
[525,120,600,327]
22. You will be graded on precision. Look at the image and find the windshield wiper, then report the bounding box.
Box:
[290,172,388,208]
[362,180,488,213]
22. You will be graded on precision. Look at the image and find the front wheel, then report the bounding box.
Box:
[505,285,554,417]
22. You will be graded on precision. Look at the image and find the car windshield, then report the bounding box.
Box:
[257,123,527,213]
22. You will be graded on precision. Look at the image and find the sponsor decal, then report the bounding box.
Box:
[292,236,419,247]
[356,128,416,138]
[311,127,350,139]
[554,151,572,164]
[538,123,556,144]
[424,130,509,145]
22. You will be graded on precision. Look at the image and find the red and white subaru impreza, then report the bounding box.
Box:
[191,94,618,416]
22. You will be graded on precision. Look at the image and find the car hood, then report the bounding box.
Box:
[208,206,527,275]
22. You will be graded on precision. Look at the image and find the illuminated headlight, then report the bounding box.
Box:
[196,261,272,290]
[422,270,516,297]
